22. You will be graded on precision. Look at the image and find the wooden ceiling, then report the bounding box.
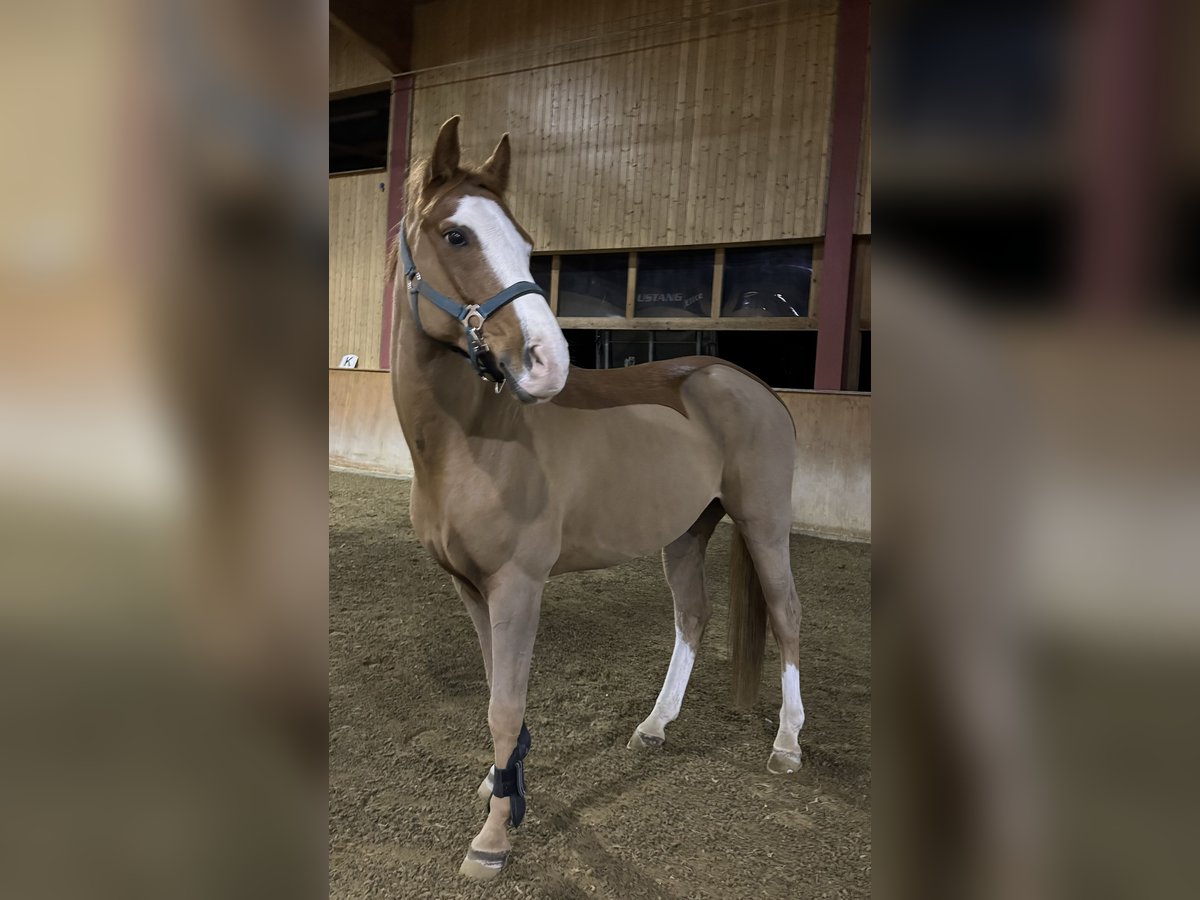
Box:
[329,0,419,73]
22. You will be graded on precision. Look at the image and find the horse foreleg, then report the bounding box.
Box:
[453,576,493,688]
[452,577,501,799]
[459,566,544,881]
[629,502,722,750]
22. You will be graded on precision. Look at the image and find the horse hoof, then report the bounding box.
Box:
[767,749,803,774]
[459,847,509,881]
[627,729,664,750]
[477,767,495,800]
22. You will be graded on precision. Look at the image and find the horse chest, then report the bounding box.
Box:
[409,476,540,580]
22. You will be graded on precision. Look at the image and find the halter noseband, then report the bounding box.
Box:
[398,219,548,389]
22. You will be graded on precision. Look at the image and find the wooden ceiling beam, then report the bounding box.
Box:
[330,0,414,74]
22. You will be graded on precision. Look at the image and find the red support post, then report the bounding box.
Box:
[813,0,870,391]
[1072,0,1160,317]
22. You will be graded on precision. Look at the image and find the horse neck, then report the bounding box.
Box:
[391,290,507,467]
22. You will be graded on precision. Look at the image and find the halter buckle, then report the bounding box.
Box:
[464,322,501,381]
[464,323,488,355]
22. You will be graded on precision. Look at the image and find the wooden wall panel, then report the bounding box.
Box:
[409,0,839,252]
[330,22,392,95]
[330,369,413,475]
[330,173,389,367]
[853,235,870,327]
[779,390,870,540]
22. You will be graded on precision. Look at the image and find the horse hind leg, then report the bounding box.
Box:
[737,520,806,774]
[628,500,724,750]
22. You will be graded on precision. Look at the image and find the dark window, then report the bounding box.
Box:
[608,331,702,367]
[559,329,815,389]
[330,90,390,174]
[650,330,703,362]
[721,245,812,318]
[558,253,628,317]
[530,255,552,295]
[609,335,650,368]
[634,250,713,318]
[710,330,817,389]
[562,329,600,369]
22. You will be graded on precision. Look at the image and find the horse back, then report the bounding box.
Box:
[550,356,784,422]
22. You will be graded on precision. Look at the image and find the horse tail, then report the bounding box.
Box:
[728,524,767,707]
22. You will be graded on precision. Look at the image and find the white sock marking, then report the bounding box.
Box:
[778,663,805,747]
[645,626,696,730]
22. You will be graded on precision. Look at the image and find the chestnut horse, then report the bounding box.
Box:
[390,116,805,879]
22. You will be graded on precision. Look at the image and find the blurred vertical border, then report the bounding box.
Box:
[874,1,1200,898]
[0,1,329,897]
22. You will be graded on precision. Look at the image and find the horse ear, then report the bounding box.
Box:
[480,133,511,194]
[429,115,462,185]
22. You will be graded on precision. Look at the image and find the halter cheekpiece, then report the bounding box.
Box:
[399,219,548,389]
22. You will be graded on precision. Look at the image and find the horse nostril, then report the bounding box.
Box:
[525,343,547,374]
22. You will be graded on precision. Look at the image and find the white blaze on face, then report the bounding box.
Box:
[450,195,570,400]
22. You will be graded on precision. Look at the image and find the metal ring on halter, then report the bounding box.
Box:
[462,305,485,330]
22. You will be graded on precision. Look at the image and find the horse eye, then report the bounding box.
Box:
[444,230,468,247]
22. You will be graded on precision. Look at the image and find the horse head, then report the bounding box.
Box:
[403,116,569,403]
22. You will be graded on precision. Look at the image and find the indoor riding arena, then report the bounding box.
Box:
[328,1,871,896]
